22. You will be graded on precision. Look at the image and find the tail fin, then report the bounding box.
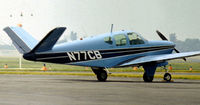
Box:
[4,26,66,54]
[4,27,38,54]
[30,27,66,52]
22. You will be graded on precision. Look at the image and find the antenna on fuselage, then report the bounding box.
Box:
[110,24,113,34]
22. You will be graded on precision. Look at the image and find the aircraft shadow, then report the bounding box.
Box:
[56,79,200,84]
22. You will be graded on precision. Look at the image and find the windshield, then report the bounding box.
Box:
[127,32,145,45]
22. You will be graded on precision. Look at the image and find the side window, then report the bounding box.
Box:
[114,34,127,46]
[104,36,113,44]
[128,33,144,45]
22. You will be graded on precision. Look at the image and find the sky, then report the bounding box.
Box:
[0,0,200,45]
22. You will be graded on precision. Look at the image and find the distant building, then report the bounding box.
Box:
[169,33,177,42]
[70,31,77,41]
[169,33,200,52]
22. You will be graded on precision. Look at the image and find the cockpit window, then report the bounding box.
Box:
[127,32,145,45]
[104,36,113,44]
[114,34,127,46]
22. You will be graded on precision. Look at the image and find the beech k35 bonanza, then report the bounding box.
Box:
[4,26,200,82]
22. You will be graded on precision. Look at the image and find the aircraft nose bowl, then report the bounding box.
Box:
[156,41,175,47]
[167,41,175,47]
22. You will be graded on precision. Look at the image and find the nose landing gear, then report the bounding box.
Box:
[163,66,172,82]
[164,73,172,82]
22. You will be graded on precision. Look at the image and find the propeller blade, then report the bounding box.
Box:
[156,30,168,40]
[183,58,187,61]
[173,47,187,61]
[156,30,186,61]
[174,48,180,53]
[174,48,186,61]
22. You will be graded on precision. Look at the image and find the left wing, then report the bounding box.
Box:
[120,51,200,67]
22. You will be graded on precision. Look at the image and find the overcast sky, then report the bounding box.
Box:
[0,0,200,44]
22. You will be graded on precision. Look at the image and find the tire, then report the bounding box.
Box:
[143,72,153,82]
[163,73,171,82]
[97,70,107,82]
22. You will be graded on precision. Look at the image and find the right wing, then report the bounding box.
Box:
[120,51,200,67]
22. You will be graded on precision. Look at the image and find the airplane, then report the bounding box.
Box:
[3,26,200,82]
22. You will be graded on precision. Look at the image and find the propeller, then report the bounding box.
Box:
[156,30,186,61]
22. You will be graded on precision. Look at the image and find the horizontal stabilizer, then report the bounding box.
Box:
[31,27,66,52]
[3,27,38,54]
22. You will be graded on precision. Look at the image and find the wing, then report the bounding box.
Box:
[120,51,200,67]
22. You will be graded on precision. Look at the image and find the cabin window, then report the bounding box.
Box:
[127,32,144,45]
[104,36,113,44]
[114,34,127,46]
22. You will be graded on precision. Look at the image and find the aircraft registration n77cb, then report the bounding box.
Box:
[4,26,200,82]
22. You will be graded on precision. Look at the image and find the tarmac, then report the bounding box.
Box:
[0,74,199,105]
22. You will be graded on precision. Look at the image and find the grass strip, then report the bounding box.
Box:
[0,71,200,80]
[1,69,200,73]
[0,71,94,76]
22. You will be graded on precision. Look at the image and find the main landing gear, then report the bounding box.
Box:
[143,63,157,82]
[143,72,154,82]
[92,67,108,81]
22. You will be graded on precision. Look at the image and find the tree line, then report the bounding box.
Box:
[169,33,200,52]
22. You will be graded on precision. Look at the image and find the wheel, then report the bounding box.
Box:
[163,73,172,82]
[143,72,154,82]
[91,67,108,82]
[97,70,107,82]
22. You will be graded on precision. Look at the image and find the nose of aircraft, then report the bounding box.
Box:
[149,40,175,47]
[166,41,175,46]
[161,41,175,47]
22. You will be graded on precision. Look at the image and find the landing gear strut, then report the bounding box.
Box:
[143,63,157,82]
[92,67,108,81]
